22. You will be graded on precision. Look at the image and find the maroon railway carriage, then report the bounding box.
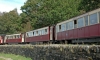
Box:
[25,26,54,44]
[55,8,100,43]
[4,33,24,44]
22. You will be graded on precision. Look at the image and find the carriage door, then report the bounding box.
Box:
[21,34,24,42]
[50,26,55,40]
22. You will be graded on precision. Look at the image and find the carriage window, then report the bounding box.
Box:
[89,13,98,25]
[36,31,38,36]
[29,32,33,37]
[14,36,16,39]
[16,35,18,38]
[8,36,10,39]
[61,24,66,31]
[13,36,15,39]
[74,20,77,28]
[6,36,8,39]
[59,25,61,32]
[10,36,11,39]
[31,32,33,36]
[43,29,45,34]
[42,30,43,35]
[19,35,20,38]
[11,36,13,39]
[28,33,30,37]
[78,17,84,28]
[9,36,11,39]
[42,29,45,35]
[34,31,36,36]
[14,35,16,39]
[68,21,74,30]
[7,36,9,39]
[9,36,10,39]
[16,35,20,38]
[12,36,14,39]
[17,35,19,38]
[39,30,42,35]
[10,36,12,39]
[84,16,88,26]
[66,23,68,30]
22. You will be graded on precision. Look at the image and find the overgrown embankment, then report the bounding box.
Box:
[0,44,100,60]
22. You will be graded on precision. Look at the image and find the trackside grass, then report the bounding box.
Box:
[0,53,32,60]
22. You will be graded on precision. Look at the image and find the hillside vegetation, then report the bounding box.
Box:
[0,0,100,34]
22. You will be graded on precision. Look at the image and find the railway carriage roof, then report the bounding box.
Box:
[56,8,100,25]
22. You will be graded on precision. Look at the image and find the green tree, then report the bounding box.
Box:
[0,9,22,34]
[20,13,32,32]
[78,0,100,12]
[21,0,81,29]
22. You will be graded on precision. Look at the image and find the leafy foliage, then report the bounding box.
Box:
[0,9,22,34]
[78,0,100,12]
[21,0,81,29]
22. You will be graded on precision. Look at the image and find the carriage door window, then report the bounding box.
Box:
[59,25,61,32]
[45,29,47,34]
[33,32,34,36]
[89,13,98,25]
[84,16,88,26]
[78,17,84,28]
[74,20,77,28]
